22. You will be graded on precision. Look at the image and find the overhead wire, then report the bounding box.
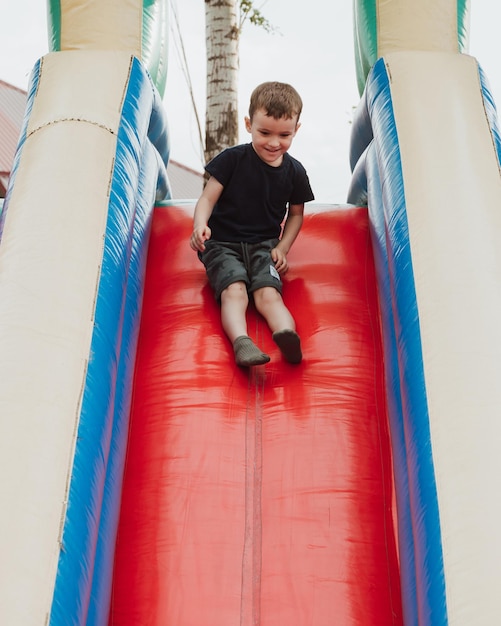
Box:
[168,0,205,165]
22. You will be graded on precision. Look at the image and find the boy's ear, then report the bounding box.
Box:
[244,116,252,132]
[295,121,301,134]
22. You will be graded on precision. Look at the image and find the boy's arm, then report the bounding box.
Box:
[272,203,304,274]
[190,176,224,251]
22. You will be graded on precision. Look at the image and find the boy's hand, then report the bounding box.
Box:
[190,177,222,251]
[271,246,289,275]
[190,225,212,251]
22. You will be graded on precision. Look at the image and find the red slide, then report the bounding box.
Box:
[109,204,402,625]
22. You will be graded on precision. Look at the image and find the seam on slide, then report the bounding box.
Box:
[240,368,265,625]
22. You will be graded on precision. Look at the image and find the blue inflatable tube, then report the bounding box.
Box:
[348,51,501,625]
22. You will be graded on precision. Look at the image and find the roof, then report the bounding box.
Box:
[0,78,203,199]
[0,80,28,196]
[167,160,203,200]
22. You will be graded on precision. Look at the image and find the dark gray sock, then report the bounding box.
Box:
[272,329,302,364]
[233,336,270,366]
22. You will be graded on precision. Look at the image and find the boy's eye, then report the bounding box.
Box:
[258,131,291,138]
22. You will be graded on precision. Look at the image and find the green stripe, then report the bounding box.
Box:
[353,0,378,96]
[456,0,469,52]
[142,0,169,97]
[47,0,62,52]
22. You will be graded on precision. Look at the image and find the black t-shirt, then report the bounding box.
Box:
[205,143,314,243]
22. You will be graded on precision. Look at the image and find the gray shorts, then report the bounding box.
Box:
[198,238,283,300]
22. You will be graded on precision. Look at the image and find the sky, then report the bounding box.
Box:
[1,1,500,203]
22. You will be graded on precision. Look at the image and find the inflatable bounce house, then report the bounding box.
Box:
[1,0,500,624]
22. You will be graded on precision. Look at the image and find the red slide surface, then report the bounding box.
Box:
[109,204,402,625]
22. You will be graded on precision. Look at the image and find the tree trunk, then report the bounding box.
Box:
[204,0,239,165]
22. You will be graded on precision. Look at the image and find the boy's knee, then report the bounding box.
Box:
[221,281,248,300]
[253,286,281,308]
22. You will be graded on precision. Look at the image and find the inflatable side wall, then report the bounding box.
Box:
[0,0,170,621]
[350,1,501,624]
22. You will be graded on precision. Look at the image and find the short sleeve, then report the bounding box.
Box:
[289,160,315,205]
[205,148,238,187]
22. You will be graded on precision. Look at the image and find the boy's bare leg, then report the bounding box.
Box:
[253,286,295,331]
[221,282,249,342]
[221,282,270,366]
[253,286,302,364]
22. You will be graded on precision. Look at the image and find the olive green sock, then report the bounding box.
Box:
[233,336,270,367]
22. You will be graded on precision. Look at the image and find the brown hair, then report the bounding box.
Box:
[248,81,303,122]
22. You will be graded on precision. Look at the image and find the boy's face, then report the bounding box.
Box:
[245,108,300,167]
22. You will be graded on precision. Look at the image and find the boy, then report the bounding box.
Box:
[190,81,314,367]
